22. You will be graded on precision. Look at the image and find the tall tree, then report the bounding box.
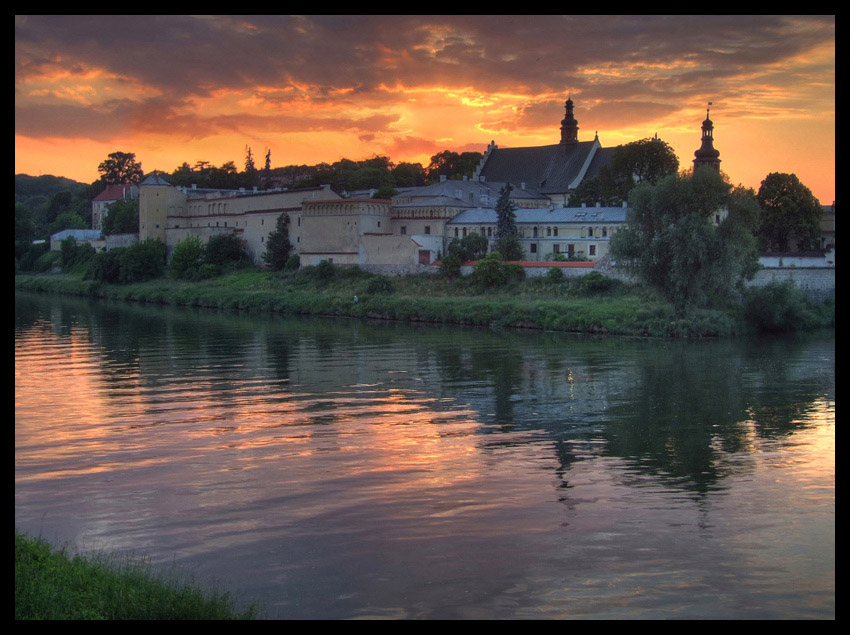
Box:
[610,167,760,310]
[494,183,523,260]
[98,151,144,184]
[756,172,822,252]
[263,213,293,270]
[569,137,679,206]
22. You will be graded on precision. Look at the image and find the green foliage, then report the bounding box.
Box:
[569,138,679,206]
[169,236,206,280]
[17,243,49,272]
[447,233,488,262]
[205,233,249,267]
[262,214,293,270]
[119,239,166,283]
[87,247,125,283]
[59,236,95,272]
[743,280,832,332]
[425,150,483,182]
[284,254,300,270]
[546,266,565,282]
[49,212,86,236]
[472,251,524,287]
[101,200,139,235]
[32,249,62,273]
[579,271,619,294]
[611,168,760,310]
[439,252,463,278]
[98,151,144,185]
[314,259,336,281]
[756,172,822,252]
[15,532,257,620]
[365,275,395,295]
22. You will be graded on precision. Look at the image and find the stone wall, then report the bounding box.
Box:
[745,267,835,302]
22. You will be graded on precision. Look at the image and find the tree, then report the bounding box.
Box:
[169,236,206,280]
[101,200,139,235]
[447,233,489,262]
[119,239,166,283]
[610,168,760,310]
[756,172,822,252]
[205,233,249,267]
[98,151,144,184]
[48,212,86,236]
[569,138,679,206]
[494,183,524,261]
[425,150,482,182]
[263,213,293,270]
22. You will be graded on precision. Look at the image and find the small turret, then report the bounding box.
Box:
[693,103,721,172]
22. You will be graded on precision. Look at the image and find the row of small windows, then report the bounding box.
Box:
[451,226,614,238]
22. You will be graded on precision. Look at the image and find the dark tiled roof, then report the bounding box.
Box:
[477,141,598,193]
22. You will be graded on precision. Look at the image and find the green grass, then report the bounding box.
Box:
[16,264,831,338]
[15,531,258,620]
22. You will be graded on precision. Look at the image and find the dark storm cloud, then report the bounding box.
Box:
[15,14,834,140]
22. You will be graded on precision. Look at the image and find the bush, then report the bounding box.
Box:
[88,248,126,283]
[579,270,617,294]
[169,236,206,280]
[472,251,524,287]
[439,252,462,278]
[284,254,300,271]
[33,250,62,273]
[365,275,395,295]
[743,280,829,332]
[18,243,49,272]
[205,233,249,267]
[546,266,564,282]
[119,239,166,284]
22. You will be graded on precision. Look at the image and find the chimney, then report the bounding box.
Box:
[581,203,587,208]
[521,182,526,190]
[253,186,258,193]
[440,174,447,182]
[622,201,628,208]
[596,201,602,207]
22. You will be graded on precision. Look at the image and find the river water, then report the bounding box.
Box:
[14,291,834,619]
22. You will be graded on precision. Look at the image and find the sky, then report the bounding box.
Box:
[15,15,835,203]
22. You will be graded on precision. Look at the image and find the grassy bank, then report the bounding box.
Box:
[15,531,257,620]
[14,265,833,338]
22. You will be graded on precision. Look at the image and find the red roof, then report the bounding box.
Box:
[93,184,136,202]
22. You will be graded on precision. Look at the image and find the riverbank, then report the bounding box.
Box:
[14,266,833,338]
[15,531,257,620]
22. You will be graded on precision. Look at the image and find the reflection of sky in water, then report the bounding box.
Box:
[15,294,834,619]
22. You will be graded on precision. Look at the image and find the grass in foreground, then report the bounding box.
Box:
[15,532,258,620]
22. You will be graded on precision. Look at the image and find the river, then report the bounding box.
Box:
[14,291,834,619]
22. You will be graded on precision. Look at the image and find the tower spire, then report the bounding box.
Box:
[693,102,721,172]
[560,96,579,145]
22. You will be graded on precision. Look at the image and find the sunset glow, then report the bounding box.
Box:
[15,15,834,203]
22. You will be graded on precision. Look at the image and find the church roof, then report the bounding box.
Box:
[476,141,598,194]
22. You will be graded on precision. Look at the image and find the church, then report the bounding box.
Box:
[135,100,720,271]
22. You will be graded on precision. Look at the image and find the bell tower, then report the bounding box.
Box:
[560,97,579,145]
[693,103,721,172]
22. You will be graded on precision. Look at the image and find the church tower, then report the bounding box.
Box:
[693,104,721,172]
[560,97,579,145]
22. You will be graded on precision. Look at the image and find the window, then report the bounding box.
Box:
[425,226,430,234]
[530,243,537,254]
[487,227,492,237]
[546,227,551,236]
[533,227,538,237]
[462,227,467,237]
[602,227,607,237]
[588,227,594,237]
[553,244,560,253]
[589,245,596,256]
[454,228,459,237]
[553,227,558,236]
[401,226,407,235]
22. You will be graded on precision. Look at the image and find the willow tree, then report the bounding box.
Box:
[610,168,760,310]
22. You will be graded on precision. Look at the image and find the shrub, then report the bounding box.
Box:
[546,266,564,282]
[365,275,395,295]
[284,254,300,271]
[119,239,166,284]
[169,236,206,280]
[439,252,462,278]
[743,280,828,332]
[205,233,249,267]
[88,248,126,283]
[579,270,617,294]
[472,251,522,287]
[33,250,62,273]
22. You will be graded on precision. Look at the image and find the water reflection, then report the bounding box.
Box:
[15,292,834,619]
